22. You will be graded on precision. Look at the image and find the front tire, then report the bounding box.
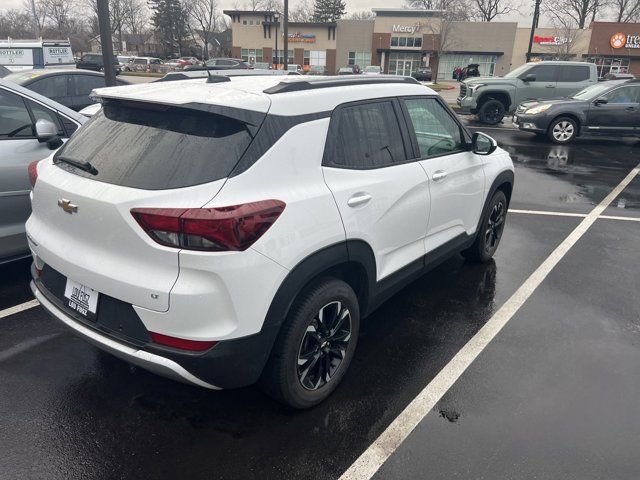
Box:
[463,190,507,263]
[260,278,360,409]
[548,117,577,144]
[478,99,506,125]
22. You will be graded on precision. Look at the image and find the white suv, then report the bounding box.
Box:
[27,76,514,408]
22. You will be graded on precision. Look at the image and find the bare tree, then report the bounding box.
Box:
[187,0,221,59]
[289,0,314,21]
[43,0,77,38]
[348,10,376,19]
[22,0,48,36]
[123,0,150,35]
[610,0,640,21]
[406,0,471,20]
[473,0,516,21]
[545,0,603,28]
[549,16,581,59]
[0,9,34,38]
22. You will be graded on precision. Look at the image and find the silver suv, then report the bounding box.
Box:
[0,78,85,263]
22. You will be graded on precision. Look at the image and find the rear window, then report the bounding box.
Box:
[54,102,258,190]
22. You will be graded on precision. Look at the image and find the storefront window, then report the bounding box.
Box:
[304,50,310,66]
[274,50,294,63]
[309,50,326,67]
[348,52,372,67]
[390,37,422,48]
[388,52,423,76]
[586,57,630,79]
[241,48,263,64]
[436,54,497,80]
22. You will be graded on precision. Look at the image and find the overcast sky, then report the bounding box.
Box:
[1,0,539,27]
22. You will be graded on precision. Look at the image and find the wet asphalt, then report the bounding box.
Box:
[1,122,639,480]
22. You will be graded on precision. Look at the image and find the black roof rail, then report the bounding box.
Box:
[263,76,421,94]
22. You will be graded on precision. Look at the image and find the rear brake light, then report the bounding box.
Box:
[149,332,217,351]
[131,200,286,251]
[28,160,40,188]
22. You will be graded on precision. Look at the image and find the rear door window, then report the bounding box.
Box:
[324,100,407,169]
[53,102,260,190]
[29,75,68,98]
[558,66,590,82]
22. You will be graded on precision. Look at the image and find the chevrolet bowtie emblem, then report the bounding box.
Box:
[58,198,78,214]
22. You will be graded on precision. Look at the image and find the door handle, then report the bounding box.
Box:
[625,106,636,111]
[347,193,372,208]
[545,84,555,88]
[432,170,448,182]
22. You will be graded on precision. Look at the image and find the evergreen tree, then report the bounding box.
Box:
[313,0,346,22]
[149,0,188,55]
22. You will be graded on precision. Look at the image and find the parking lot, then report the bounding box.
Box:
[1,120,639,480]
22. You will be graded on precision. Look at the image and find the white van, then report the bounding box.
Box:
[0,39,75,72]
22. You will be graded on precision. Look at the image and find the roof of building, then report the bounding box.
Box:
[371,8,444,17]
[92,75,434,116]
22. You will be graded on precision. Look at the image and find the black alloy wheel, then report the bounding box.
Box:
[297,301,352,391]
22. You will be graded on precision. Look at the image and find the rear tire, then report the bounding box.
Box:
[548,117,577,144]
[260,278,360,409]
[463,190,508,263]
[478,99,506,125]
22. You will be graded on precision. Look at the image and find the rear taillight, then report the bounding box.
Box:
[149,332,217,351]
[131,200,286,251]
[28,160,40,188]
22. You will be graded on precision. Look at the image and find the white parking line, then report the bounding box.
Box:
[339,163,640,480]
[509,209,640,222]
[0,299,40,320]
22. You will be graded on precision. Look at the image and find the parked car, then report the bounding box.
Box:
[4,69,130,112]
[117,55,133,69]
[154,68,299,82]
[338,67,356,75]
[27,75,514,408]
[0,78,85,264]
[459,63,480,81]
[178,56,200,67]
[362,65,382,75]
[514,79,640,144]
[0,65,11,77]
[253,62,271,70]
[126,57,165,73]
[602,72,635,81]
[458,61,598,125]
[287,64,303,73]
[186,58,252,71]
[307,65,328,76]
[76,53,121,74]
[413,66,432,82]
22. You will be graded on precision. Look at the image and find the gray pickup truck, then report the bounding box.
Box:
[457,61,598,124]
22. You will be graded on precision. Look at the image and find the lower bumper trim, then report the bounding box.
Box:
[31,281,220,390]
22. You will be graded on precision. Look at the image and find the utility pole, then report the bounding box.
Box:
[283,0,289,70]
[526,0,542,62]
[97,0,116,86]
[29,0,40,38]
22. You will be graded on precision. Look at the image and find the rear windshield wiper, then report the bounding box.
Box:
[55,156,98,175]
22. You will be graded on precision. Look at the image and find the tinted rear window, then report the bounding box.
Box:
[54,103,257,190]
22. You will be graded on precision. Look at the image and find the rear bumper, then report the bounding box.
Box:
[31,273,282,389]
[31,279,219,389]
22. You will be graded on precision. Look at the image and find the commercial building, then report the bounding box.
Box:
[223,9,640,79]
[586,22,640,77]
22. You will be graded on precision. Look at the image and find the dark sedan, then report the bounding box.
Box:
[76,53,121,74]
[4,69,130,112]
[412,66,432,82]
[514,79,640,144]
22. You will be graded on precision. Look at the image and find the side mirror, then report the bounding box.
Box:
[472,132,498,155]
[35,119,63,150]
[522,73,536,82]
[594,97,608,106]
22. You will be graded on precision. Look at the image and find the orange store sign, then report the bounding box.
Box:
[610,32,640,49]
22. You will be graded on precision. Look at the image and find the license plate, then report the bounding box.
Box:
[64,278,99,319]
